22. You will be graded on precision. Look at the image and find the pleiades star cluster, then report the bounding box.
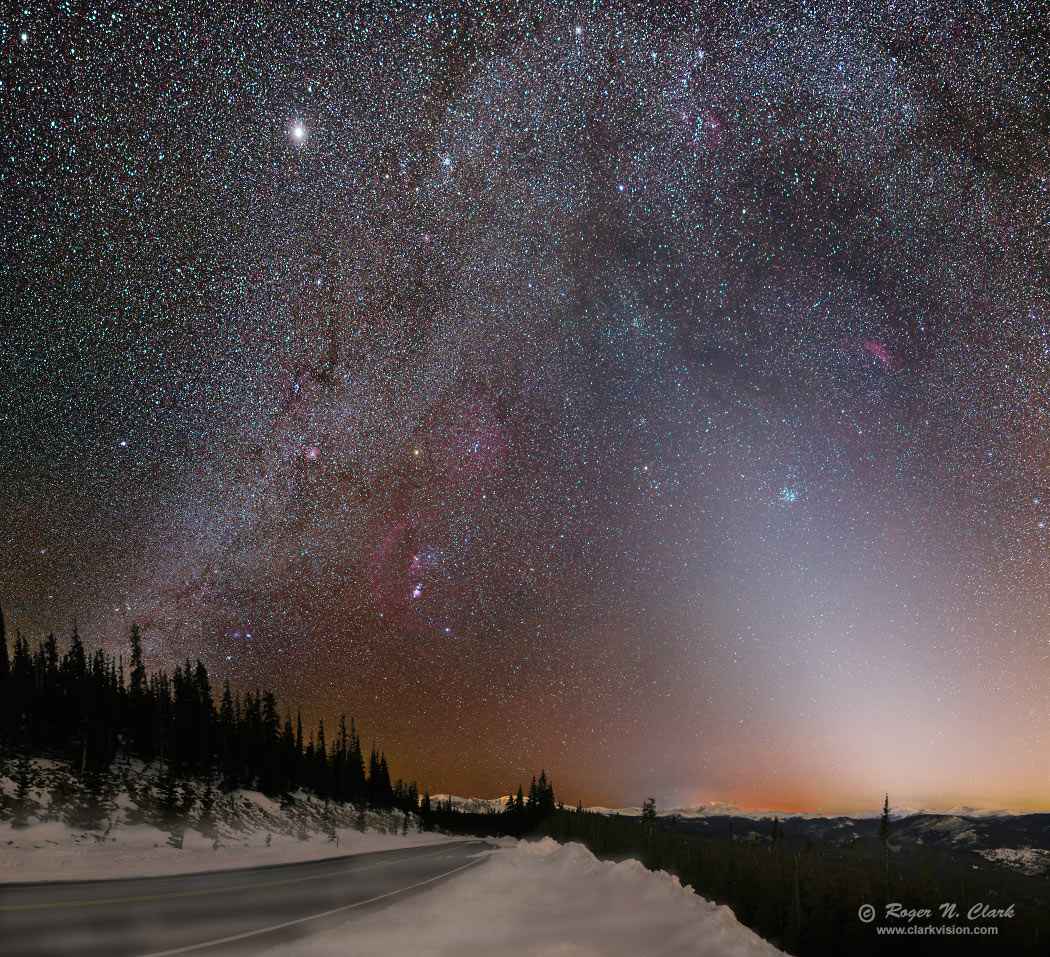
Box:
[3,1,1049,809]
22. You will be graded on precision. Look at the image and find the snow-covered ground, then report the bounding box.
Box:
[976,846,1050,876]
[0,811,457,883]
[1,762,787,954]
[0,758,455,883]
[258,837,787,957]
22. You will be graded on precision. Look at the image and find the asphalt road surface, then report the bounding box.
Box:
[0,839,490,956]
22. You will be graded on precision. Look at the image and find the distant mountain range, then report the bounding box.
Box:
[434,794,1037,822]
[430,794,511,814]
[643,807,1050,876]
[434,794,1050,875]
[584,803,1030,821]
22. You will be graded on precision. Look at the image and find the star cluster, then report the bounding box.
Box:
[3,1,1049,809]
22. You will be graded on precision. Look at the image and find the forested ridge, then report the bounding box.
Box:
[0,606,559,834]
[1,607,431,815]
[4,605,1047,955]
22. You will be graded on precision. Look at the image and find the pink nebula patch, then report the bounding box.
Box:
[370,509,447,617]
[861,339,894,366]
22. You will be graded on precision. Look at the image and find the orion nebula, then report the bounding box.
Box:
[3,1,1050,810]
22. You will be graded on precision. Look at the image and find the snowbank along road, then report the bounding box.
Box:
[0,839,490,956]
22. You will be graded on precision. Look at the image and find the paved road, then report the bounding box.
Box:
[0,840,489,956]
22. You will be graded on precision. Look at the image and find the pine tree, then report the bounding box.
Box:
[314,719,329,797]
[916,853,938,902]
[66,622,89,773]
[347,718,365,805]
[333,715,349,801]
[376,753,392,806]
[642,797,656,841]
[192,660,214,771]
[0,619,430,839]
[218,681,236,791]
[10,630,33,741]
[0,605,10,750]
[128,624,147,698]
[198,785,217,839]
[127,624,150,758]
[11,753,32,828]
[280,713,296,796]
[0,603,9,702]
[878,793,891,901]
[536,770,555,815]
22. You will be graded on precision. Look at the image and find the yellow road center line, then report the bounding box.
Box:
[0,843,472,911]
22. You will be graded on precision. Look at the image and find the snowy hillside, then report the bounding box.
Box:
[0,757,454,882]
[847,804,1026,820]
[258,837,787,957]
[0,763,789,955]
[976,847,1050,876]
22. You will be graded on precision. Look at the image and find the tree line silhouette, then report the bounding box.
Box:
[0,610,419,813]
[3,607,1048,954]
[0,607,558,835]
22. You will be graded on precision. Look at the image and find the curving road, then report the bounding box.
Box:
[0,839,490,956]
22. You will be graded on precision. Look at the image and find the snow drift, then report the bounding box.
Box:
[258,837,787,957]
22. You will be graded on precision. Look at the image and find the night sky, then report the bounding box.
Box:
[3,1,1050,811]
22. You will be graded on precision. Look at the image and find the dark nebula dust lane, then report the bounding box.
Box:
[3,1,1050,810]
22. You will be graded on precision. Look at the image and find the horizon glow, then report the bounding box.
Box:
[3,2,1049,812]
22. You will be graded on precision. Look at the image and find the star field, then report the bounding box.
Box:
[2,1,1050,809]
